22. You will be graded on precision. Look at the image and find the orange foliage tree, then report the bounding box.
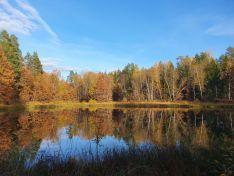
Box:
[33,73,54,101]
[19,67,34,102]
[0,48,15,104]
[94,74,113,102]
[57,80,77,101]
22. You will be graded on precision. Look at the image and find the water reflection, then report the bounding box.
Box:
[0,109,233,160]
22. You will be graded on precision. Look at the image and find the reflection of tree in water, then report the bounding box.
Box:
[22,137,42,160]
[116,110,188,147]
[0,110,79,157]
[165,112,186,146]
[192,113,209,148]
[122,112,136,146]
[193,111,234,148]
[1,108,234,159]
[17,112,59,145]
[152,111,164,145]
[92,109,112,158]
[66,125,74,139]
[75,109,112,139]
[111,110,190,147]
[0,112,19,156]
[142,110,188,147]
[93,112,104,159]
[112,109,142,147]
[110,109,233,149]
[207,111,234,138]
[112,109,123,139]
[75,109,113,158]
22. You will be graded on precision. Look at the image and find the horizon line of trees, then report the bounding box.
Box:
[0,30,234,104]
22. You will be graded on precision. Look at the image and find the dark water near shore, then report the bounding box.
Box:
[0,108,233,162]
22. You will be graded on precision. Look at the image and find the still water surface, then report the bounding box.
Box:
[0,108,233,161]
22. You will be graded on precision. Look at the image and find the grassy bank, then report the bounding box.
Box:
[1,100,234,112]
[0,143,233,176]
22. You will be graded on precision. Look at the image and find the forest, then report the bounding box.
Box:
[0,30,234,104]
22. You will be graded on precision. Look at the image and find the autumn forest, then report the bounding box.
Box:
[0,30,234,104]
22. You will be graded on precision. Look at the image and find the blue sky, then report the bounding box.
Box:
[0,0,234,75]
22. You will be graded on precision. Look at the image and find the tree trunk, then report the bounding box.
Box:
[200,86,203,100]
[146,80,151,100]
[165,78,172,101]
[157,85,163,100]
[151,81,154,100]
[172,74,175,101]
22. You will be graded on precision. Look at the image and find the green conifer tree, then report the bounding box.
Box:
[0,30,23,81]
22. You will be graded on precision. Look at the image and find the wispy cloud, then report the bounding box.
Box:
[41,57,79,73]
[206,20,234,36]
[0,0,59,42]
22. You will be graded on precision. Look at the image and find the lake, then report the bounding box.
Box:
[0,108,233,163]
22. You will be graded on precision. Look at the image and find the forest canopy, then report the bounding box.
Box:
[0,30,234,104]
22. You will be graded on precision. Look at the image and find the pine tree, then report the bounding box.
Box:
[24,52,32,67]
[32,52,43,75]
[24,52,43,76]
[205,59,221,99]
[0,48,15,104]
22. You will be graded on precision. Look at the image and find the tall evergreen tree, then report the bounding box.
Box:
[0,30,23,81]
[24,52,32,67]
[24,52,43,75]
[32,52,43,75]
[122,63,139,99]
[67,71,78,85]
[205,59,221,99]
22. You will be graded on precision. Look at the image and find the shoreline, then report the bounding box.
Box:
[1,101,234,111]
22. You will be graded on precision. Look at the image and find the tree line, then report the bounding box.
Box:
[0,30,234,104]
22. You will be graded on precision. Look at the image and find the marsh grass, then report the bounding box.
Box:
[0,143,233,176]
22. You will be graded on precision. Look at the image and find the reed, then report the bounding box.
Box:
[0,142,233,176]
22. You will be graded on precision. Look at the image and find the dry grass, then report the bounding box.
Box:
[1,100,234,112]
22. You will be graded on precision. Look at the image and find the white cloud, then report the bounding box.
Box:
[206,20,234,36]
[41,58,59,71]
[58,66,80,72]
[0,0,58,42]
[41,57,79,73]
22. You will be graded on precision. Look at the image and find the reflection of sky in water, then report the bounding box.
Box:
[33,126,181,163]
[35,127,129,161]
